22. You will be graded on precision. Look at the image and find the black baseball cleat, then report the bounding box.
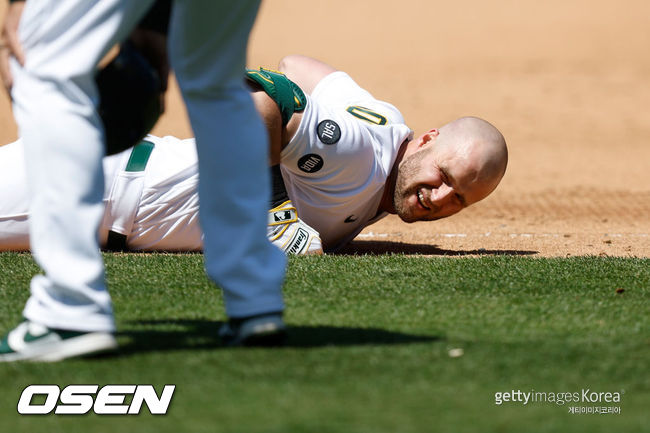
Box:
[219,313,287,347]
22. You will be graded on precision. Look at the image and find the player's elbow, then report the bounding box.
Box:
[277,55,337,95]
[277,55,304,74]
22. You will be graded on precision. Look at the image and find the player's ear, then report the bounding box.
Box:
[419,129,439,147]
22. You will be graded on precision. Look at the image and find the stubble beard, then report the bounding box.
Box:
[393,152,420,223]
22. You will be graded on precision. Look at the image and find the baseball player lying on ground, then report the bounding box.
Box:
[0,55,508,254]
[0,134,322,254]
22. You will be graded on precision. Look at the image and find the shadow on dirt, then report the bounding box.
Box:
[335,240,538,256]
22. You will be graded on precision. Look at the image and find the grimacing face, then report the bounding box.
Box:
[393,140,493,223]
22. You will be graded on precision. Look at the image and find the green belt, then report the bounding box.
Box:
[124,140,155,172]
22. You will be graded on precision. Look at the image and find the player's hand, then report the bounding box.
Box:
[0,0,26,94]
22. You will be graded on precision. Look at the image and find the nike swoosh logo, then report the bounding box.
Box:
[7,324,57,352]
[24,330,54,343]
[344,215,357,223]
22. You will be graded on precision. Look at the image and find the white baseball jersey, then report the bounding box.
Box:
[280,71,413,250]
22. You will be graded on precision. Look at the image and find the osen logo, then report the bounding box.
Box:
[317,120,341,144]
[298,154,324,173]
[17,384,175,415]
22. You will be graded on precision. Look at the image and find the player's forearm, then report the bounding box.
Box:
[250,90,284,165]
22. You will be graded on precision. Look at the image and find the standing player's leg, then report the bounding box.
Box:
[0,0,155,362]
[169,0,287,345]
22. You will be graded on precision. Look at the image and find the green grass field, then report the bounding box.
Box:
[0,253,648,433]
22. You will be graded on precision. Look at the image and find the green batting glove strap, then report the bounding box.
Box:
[245,67,306,126]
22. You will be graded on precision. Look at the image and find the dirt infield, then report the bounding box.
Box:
[1,1,648,257]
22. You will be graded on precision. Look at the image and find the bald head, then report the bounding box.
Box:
[436,116,508,200]
[390,116,508,223]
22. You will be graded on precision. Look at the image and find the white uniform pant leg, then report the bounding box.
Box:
[0,140,30,251]
[11,0,155,332]
[169,0,286,318]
